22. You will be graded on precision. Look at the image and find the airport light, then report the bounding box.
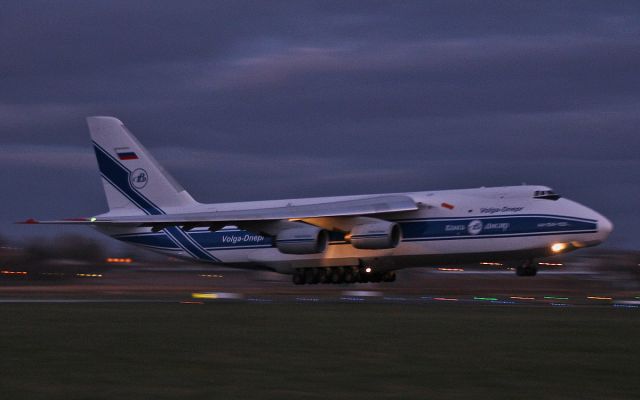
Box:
[106,257,133,263]
[550,243,568,253]
[365,267,372,273]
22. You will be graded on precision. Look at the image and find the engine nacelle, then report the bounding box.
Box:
[276,225,329,255]
[350,221,401,250]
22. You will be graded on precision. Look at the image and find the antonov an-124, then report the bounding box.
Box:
[24,117,613,284]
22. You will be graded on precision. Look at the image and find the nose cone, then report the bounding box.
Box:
[597,214,614,241]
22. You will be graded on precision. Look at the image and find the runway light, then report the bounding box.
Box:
[365,267,372,273]
[193,293,218,299]
[1,270,27,275]
[437,267,464,272]
[539,262,564,266]
[510,296,535,300]
[544,296,569,300]
[192,292,242,300]
[106,258,133,263]
[551,243,567,253]
[480,262,503,266]
[587,296,612,301]
[474,296,498,301]
[434,297,458,301]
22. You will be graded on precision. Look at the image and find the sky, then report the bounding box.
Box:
[1,1,639,249]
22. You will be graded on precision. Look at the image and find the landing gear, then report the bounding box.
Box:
[292,266,397,285]
[382,271,396,282]
[292,271,304,285]
[330,267,343,284]
[319,268,331,284]
[304,268,317,284]
[343,267,357,283]
[516,260,538,277]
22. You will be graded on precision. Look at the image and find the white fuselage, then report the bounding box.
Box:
[100,185,612,274]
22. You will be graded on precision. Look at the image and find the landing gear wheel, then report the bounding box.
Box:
[344,268,356,283]
[357,268,370,283]
[292,270,304,285]
[319,268,331,284]
[516,260,538,277]
[303,268,316,284]
[382,272,396,282]
[331,267,343,284]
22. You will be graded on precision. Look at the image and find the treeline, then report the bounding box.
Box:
[23,235,106,262]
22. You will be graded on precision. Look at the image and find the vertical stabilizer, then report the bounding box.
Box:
[87,116,197,215]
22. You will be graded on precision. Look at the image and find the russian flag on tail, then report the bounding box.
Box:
[115,147,139,160]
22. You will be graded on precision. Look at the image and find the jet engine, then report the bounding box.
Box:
[350,220,401,249]
[276,225,329,254]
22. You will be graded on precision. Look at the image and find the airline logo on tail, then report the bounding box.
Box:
[130,169,149,189]
[115,147,139,160]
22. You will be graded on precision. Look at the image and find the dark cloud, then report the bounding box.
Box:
[1,1,639,248]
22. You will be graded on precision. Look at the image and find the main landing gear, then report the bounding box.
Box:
[292,267,396,285]
[516,259,538,277]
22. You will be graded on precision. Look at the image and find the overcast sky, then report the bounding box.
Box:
[1,1,639,249]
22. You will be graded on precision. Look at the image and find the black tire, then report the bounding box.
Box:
[382,272,396,282]
[344,268,356,283]
[358,271,369,283]
[292,272,304,285]
[516,265,537,277]
[330,267,343,284]
[319,268,331,284]
[516,260,537,277]
[303,268,315,284]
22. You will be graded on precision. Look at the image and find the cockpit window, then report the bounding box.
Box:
[533,190,561,200]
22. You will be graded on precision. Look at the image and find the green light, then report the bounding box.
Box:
[544,296,569,300]
[474,297,498,301]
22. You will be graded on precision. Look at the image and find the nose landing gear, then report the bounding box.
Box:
[516,260,538,277]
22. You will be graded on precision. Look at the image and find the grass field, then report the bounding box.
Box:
[1,303,639,399]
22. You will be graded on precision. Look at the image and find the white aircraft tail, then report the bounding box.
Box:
[87,116,197,215]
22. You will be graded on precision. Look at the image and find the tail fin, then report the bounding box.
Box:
[87,116,197,215]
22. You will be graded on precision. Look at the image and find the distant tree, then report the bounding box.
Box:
[51,235,105,261]
[24,235,106,262]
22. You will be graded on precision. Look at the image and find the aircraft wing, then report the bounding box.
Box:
[22,195,419,228]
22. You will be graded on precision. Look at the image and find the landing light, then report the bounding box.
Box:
[551,243,567,253]
[365,267,372,273]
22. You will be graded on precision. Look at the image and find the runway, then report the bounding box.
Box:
[1,291,638,309]
[1,262,639,309]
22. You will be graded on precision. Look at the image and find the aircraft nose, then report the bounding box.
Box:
[597,214,613,240]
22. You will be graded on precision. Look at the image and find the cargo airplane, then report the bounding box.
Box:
[24,117,613,284]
